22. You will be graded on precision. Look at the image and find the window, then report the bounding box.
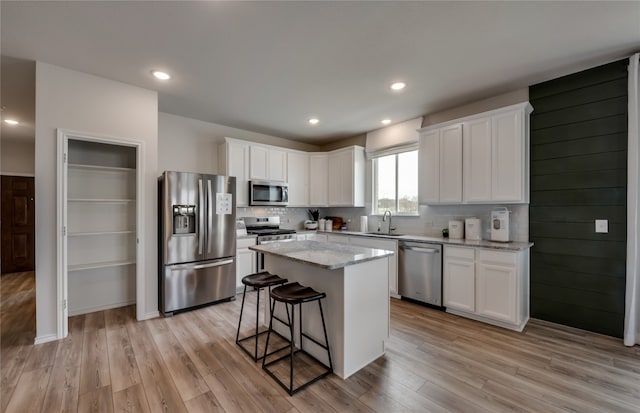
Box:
[373,150,418,215]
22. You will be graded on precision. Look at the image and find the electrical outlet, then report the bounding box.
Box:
[595,219,608,233]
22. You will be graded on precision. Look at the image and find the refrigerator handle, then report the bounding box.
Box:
[207,179,213,254]
[198,178,204,255]
[170,258,234,271]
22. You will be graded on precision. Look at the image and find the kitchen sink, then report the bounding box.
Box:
[366,232,405,237]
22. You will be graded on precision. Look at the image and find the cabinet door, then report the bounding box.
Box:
[476,262,517,323]
[328,150,352,206]
[227,141,250,207]
[236,248,257,289]
[463,118,492,202]
[418,130,440,204]
[439,124,463,203]
[443,257,475,312]
[287,152,309,206]
[268,148,287,182]
[249,146,269,180]
[492,110,523,202]
[309,154,328,206]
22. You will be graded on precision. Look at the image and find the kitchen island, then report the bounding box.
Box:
[250,240,393,378]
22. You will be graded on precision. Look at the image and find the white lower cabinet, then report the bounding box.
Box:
[443,245,529,331]
[236,237,257,292]
[443,247,475,313]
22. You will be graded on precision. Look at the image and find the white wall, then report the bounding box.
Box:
[35,62,158,342]
[158,112,320,173]
[1,138,35,175]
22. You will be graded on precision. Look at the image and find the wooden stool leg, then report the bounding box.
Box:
[235,285,248,344]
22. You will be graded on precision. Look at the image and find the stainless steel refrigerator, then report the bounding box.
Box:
[158,171,236,316]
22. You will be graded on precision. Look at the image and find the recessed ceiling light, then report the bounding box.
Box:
[3,119,19,125]
[308,118,319,125]
[381,119,391,125]
[152,70,171,80]
[390,82,406,91]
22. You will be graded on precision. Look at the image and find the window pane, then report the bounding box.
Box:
[397,151,418,214]
[376,154,396,214]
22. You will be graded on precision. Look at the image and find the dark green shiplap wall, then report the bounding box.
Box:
[529,59,628,338]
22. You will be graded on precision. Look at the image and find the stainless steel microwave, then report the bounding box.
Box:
[249,180,289,206]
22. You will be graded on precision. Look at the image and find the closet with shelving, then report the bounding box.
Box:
[65,139,137,315]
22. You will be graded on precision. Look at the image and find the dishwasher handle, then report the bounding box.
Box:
[400,245,440,254]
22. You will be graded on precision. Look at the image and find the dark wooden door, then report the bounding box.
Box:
[1,176,35,273]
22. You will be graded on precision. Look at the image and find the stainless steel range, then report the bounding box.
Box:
[243,216,296,271]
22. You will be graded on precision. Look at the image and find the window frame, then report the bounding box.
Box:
[372,149,419,216]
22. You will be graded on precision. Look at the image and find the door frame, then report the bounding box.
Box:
[56,129,145,338]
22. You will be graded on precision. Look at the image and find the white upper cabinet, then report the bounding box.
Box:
[419,102,532,205]
[492,109,525,202]
[439,124,463,203]
[287,151,309,207]
[219,138,250,207]
[309,153,329,206]
[418,130,440,204]
[418,124,462,204]
[249,146,287,182]
[328,146,365,207]
[463,117,492,202]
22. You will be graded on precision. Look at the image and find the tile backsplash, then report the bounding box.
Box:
[237,204,529,242]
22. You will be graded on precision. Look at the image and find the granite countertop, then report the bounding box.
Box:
[316,230,533,251]
[249,240,394,270]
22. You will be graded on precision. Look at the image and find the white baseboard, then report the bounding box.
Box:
[34,333,59,345]
[139,310,159,320]
[68,299,136,317]
[446,308,528,332]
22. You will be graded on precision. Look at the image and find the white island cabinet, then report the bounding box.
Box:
[251,241,393,379]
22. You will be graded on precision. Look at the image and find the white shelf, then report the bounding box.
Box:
[68,230,135,237]
[68,198,135,203]
[68,163,135,172]
[68,259,136,272]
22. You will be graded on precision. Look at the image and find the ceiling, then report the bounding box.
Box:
[2,1,639,145]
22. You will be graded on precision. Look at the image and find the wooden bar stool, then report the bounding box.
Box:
[235,271,288,361]
[262,282,333,395]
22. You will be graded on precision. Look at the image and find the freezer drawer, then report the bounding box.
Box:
[160,257,236,315]
[398,242,442,306]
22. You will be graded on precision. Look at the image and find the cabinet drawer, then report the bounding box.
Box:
[478,249,516,266]
[444,246,475,261]
[237,237,257,249]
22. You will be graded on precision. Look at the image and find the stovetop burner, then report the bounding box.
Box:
[243,216,296,238]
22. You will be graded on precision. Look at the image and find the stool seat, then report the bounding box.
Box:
[271,282,326,304]
[242,271,288,288]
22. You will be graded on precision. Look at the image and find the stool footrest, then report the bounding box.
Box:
[263,349,332,396]
[237,330,290,362]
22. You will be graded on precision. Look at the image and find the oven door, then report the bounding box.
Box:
[250,180,289,206]
[256,238,295,271]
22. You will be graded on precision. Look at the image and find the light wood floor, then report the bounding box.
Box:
[2,270,639,413]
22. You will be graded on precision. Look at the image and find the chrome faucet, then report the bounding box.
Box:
[381,210,395,234]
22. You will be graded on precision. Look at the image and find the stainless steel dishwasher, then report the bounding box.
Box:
[398,241,442,307]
